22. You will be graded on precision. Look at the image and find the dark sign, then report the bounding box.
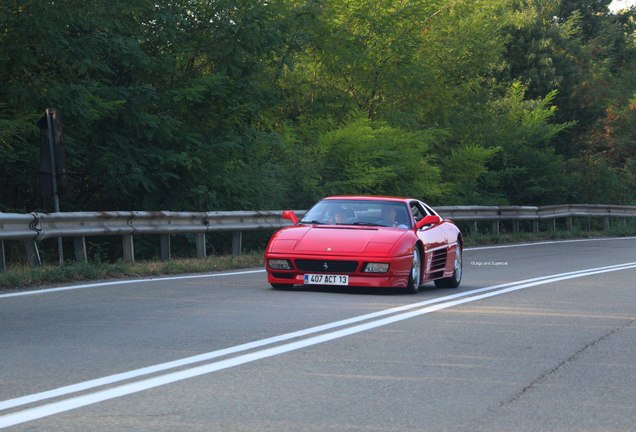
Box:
[37,109,66,196]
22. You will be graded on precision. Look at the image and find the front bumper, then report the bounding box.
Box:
[265,254,412,288]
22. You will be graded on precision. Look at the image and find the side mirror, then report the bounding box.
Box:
[416,215,441,229]
[281,210,299,225]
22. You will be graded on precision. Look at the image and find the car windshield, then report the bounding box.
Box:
[300,199,412,229]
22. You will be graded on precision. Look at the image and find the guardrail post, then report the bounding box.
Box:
[24,240,41,267]
[196,233,206,258]
[160,234,171,261]
[566,217,573,231]
[123,235,135,263]
[232,231,242,256]
[492,221,500,236]
[604,216,610,232]
[533,220,539,233]
[513,220,519,233]
[551,218,557,232]
[73,237,87,263]
[0,240,5,272]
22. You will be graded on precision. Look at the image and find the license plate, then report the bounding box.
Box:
[303,274,349,286]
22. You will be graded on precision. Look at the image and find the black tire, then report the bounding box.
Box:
[405,246,422,294]
[434,245,462,289]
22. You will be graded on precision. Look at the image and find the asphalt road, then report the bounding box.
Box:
[1,237,635,431]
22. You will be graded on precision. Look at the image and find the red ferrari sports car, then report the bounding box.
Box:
[265,196,463,293]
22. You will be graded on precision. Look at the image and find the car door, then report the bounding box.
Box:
[421,201,461,278]
[410,201,447,280]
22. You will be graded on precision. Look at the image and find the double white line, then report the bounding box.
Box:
[1,261,635,428]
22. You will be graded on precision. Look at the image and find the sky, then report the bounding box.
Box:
[609,0,636,12]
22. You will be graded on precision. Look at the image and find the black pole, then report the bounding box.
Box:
[45,108,64,266]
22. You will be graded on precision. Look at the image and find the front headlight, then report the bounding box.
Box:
[268,259,292,270]
[363,262,389,273]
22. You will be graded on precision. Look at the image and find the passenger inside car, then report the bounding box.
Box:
[381,205,409,228]
[333,206,355,224]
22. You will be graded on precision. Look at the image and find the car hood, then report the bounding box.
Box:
[269,225,409,256]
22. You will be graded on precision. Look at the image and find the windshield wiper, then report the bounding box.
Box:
[350,221,386,227]
[300,219,324,225]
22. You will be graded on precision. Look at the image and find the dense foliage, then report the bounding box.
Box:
[1,0,634,213]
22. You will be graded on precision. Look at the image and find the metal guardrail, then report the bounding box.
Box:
[0,205,634,271]
[25,210,294,239]
[0,210,306,270]
[438,204,636,235]
[437,204,636,220]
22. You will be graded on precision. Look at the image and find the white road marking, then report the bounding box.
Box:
[466,236,636,251]
[1,261,635,428]
[0,269,265,299]
[1,260,631,412]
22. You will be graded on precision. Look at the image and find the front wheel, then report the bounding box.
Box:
[405,247,422,294]
[434,245,462,288]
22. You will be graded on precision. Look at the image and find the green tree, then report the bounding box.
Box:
[315,117,445,200]
[0,0,298,212]
[0,0,190,211]
[1,0,634,219]
[485,83,575,204]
